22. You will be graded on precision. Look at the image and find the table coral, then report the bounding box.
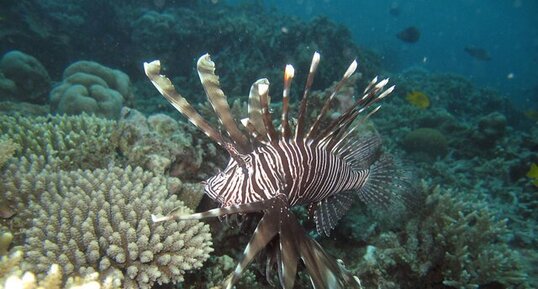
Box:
[50,61,133,119]
[22,166,213,289]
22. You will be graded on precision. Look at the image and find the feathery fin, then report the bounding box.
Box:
[314,191,355,237]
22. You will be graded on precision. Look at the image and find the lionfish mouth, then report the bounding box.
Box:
[145,52,408,289]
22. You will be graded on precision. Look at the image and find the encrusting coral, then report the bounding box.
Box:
[50,61,133,119]
[22,166,212,289]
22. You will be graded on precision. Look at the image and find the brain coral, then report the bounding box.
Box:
[22,166,212,289]
[50,61,133,119]
[0,50,51,104]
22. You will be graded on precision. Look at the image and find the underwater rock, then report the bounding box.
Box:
[50,61,133,119]
[402,128,448,160]
[472,112,507,148]
[0,50,51,104]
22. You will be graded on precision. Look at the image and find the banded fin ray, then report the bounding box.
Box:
[143,60,225,147]
[295,52,320,141]
[306,59,357,141]
[197,54,250,151]
[245,78,270,140]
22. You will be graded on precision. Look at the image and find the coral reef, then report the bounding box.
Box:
[327,183,528,289]
[402,128,448,160]
[0,137,18,169]
[0,50,51,104]
[23,166,212,289]
[0,114,116,170]
[1,250,121,289]
[50,61,133,119]
[471,112,507,148]
[112,107,225,181]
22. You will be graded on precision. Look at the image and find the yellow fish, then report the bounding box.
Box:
[524,110,538,122]
[406,91,430,109]
[527,163,538,186]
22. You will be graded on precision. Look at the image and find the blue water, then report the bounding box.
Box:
[232,0,538,109]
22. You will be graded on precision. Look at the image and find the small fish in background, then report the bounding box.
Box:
[524,110,538,122]
[389,2,401,17]
[405,91,430,109]
[397,26,420,43]
[464,46,491,61]
[526,163,538,186]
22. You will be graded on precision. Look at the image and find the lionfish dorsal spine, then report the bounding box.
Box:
[294,51,320,141]
[246,78,270,139]
[257,80,278,142]
[143,60,225,147]
[197,54,250,151]
[281,64,295,139]
[306,59,358,141]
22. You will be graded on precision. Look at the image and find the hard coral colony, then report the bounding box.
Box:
[144,52,409,289]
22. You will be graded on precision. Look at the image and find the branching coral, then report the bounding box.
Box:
[353,183,529,289]
[0,137,18,169]
[1,250,121,289]
[22,166,212,289]
[0,114,116,170]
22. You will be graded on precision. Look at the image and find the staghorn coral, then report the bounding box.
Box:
[22,166,212,289]
[0,137,18,169]
[0,114,116,170]
[1,250,121,289]
[50,61,133,119]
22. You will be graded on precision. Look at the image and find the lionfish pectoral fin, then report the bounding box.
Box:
[225,212,279,289]
[151,198,270,223]
[280,210,362,289]
[278,211,300,289]
[313,191,355,237]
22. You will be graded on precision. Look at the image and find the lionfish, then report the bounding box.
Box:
[144,52,406,289]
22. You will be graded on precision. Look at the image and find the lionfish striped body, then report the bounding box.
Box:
[145,52,405,289]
